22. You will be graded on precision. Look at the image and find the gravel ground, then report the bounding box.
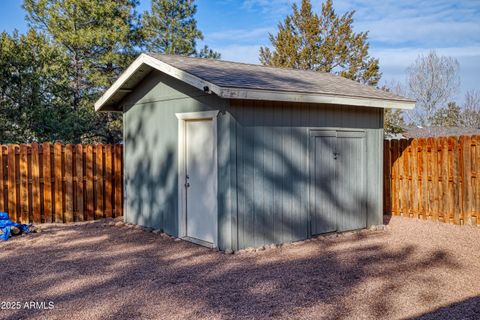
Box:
[0,216,479,320]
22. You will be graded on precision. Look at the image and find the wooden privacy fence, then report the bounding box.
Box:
[384,136,479,226]
[0,143,123,224]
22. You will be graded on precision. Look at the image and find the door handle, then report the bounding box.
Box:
[333,152,339,159]
[185,182,190,188]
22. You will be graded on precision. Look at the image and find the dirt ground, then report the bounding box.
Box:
[0,216,479,320]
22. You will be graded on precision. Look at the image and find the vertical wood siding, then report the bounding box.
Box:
[230,100,384,250]
[123,71,228,236]
[122,70,384,251]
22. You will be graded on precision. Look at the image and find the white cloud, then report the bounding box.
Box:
[241,0,294,14]
[212,44,263,64]
[336,0,480,47]
[241,0,480,48]
[208,27,274,42]
[373,46,480,67]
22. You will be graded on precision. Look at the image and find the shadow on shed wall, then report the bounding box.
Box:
[230,99,384,250]
[121,70,384,250]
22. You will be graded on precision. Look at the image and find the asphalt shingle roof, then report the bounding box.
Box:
[147,53,414,103]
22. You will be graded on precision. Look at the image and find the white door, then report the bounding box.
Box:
[185,119,216,244]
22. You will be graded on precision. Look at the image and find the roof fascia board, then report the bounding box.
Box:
[95,53,222,111]
[143,54,223,94]
[95,54,144,111]
[218,87,415,109]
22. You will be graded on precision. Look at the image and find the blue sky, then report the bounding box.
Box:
[1,0,479,102]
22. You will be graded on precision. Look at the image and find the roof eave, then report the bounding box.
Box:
[95,53,415,111]
[218,87,416,109]
[95,53,220,112]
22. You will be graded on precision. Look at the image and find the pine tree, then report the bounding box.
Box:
[0,29,78,143]
[197,45,221,59]
[432,102,461,127]
[23,0,140,143]
[260,0,380,86]
[384,109,405,136]
[141,0,220,58]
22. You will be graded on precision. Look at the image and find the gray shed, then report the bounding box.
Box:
[95,53,415,251]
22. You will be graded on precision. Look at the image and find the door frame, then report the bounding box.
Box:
[308,128,367,237]
[175,110,219,248]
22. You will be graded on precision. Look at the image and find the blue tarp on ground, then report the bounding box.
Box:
[0,212,30,241]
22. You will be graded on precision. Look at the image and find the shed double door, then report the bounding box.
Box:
[309,130,367,235]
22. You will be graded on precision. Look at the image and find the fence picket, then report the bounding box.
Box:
[75,145,84,222]
[7,145,17,221]
[391,139,399,216]
[54,144,63,222]
[95,144,104,219]
[65,145,74,223]
[19,145,28,223]
[474,136,480,225]
[420,138,428,219]
[441,137,449,222]
[114,145,122,218]
[452,138,461,224]
[411,139,419,218]
[383,140,391,214]
[430,138,439,221]
[43,143,52,223]
[31,143,41,223]
[105,145,113,218]
[401,139,409,216]
[85,145,94,221]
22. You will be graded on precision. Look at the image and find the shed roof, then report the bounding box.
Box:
[95,53,415,111]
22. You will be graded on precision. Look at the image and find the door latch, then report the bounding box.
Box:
[185,174,190,188]
[333,152,339,159]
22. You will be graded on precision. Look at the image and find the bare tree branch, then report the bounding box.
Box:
[406,50,460,128]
